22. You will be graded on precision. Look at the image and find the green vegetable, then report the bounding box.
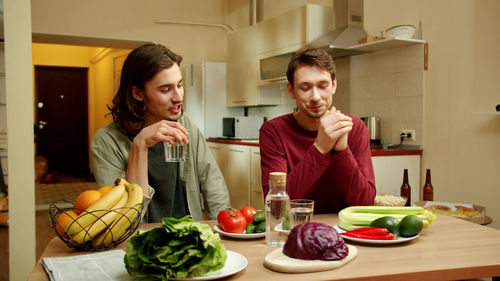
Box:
[256,220,266,233]
[253,210,265,224]
[245,221,256,234]
[282,220,289,230]
[399,215,424,237]
[124,215,227,280]
[339,206,435,231]
[370,216,400,234]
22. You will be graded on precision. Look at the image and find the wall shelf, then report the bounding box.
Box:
[350,37,425,52]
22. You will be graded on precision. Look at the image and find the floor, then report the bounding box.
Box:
[0,178,98,281]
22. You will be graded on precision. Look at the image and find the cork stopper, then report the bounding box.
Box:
[269,172,286,181]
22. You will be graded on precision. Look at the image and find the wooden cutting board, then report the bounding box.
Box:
[263,244,357,273]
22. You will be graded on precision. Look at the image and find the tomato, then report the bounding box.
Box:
[217,208,247,233]
[240,206,258,223]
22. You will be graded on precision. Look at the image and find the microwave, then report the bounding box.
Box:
[222,116,264,139]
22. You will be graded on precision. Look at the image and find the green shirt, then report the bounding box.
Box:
[90,114,231,221]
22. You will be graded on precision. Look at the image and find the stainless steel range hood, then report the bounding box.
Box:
[307,0,368,58]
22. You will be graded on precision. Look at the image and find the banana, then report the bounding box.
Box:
[93,179,143,246]
[70,190,128,244]
[66,180,126,236]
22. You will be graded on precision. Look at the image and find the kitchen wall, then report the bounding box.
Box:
[248,44,425,147]
[335,44,424,145]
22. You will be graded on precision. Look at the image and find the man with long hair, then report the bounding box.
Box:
[91,44,230,222]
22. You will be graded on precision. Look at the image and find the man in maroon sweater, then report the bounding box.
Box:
[259,48,376,214]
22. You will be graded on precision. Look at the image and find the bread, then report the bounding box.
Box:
[425,205,483,218]
[453,206,483,218]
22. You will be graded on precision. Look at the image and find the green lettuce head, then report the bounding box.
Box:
[124,215,227,280]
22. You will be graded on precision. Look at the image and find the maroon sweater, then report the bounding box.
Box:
[259,113,376,214]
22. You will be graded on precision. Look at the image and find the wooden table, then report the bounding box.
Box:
[28,214,500,281]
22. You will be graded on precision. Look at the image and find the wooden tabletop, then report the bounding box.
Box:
[28,214,500,281]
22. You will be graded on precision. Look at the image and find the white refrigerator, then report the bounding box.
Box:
[185,62,243,138]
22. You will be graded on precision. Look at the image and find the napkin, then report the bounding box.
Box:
[42,250,143,281]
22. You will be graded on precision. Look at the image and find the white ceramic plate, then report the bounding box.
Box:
[169,250,248,280]
[333,225,419,244]
[213,225,265,239]
[274,222,290,234]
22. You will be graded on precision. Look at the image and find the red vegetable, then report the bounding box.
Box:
[346,227,389,236]
[341,231,396,240]
[217,208,247,233]
[283,222,349,261]
[239,206,258,223]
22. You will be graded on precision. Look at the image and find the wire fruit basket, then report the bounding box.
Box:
[48,199,144,251]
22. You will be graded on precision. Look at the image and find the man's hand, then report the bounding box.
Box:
[313,107,353,155]
[134,120,189,150]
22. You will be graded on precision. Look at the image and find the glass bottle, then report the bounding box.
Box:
[400,169,411,206]
[423,169,434,201]
[265,172,289,247]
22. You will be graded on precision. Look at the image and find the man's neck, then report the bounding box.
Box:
[292,111,322,131]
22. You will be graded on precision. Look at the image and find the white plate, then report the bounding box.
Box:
[169,250,248,280]
[213,225,265,239]
[275,222,290,234]
[333,225,419,244]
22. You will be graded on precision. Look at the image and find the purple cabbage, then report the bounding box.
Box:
[283,222,348,261]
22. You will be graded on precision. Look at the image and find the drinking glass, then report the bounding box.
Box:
[164,140,186,162]
[289,199,314,229]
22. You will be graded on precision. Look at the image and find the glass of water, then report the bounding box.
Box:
[289,199,314,229]
[164,140,186,162]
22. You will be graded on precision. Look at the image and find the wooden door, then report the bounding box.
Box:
[35,66,89,178]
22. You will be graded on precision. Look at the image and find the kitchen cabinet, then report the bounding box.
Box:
[256,4,333,57]
[208,142,264,210]
[226,26,260,107]
[249,147,264,210]
[372,155,420,204]
[225,145,250,209]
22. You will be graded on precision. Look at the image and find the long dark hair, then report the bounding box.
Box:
[286,48,336,88]
[108,43,182,137]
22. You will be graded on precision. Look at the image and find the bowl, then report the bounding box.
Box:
[374,194,407,206]
[385,25,416,39]
[48,199,144,251]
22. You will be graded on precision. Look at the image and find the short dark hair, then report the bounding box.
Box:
[108,43,182,137]
[286,48,336,88]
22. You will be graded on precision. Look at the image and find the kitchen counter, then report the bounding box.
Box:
[207,139,422,156]
[28,214,500,280]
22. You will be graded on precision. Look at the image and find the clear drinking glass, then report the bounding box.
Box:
[164,140,186,162]
[289,199,314,229]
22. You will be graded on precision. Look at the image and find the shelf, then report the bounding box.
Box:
[325,38,426,59]
[349,37,425,52]
[475,112,500,115]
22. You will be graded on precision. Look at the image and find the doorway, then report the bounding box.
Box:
[34,66,89,180]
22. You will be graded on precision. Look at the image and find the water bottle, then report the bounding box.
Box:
[265,172,289,247]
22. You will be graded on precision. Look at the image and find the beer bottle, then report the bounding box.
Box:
[400,169,411,206]
[423,169,434,201]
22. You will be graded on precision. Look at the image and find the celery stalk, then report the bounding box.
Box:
[338,206,436,231]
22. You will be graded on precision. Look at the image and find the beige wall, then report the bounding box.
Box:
[31,0,228,67]
[364,0,500,229]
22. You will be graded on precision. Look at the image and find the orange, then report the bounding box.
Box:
[55,210,78,237]
[74,190,102,214]
[97,185,113,196]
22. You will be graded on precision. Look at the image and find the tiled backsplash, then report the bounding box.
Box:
[249,44,424,145]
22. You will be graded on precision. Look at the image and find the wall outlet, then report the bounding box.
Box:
[400,129,416,141]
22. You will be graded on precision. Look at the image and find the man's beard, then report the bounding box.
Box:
[166,107,183,122]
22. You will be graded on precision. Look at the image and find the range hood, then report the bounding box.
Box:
[307,0,368,58]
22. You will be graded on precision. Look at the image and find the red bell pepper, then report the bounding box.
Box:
[342,231,396,240]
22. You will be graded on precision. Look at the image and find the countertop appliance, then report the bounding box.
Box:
[223,116,264,140]
[185,62,243,138]
[361,116,381,145]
